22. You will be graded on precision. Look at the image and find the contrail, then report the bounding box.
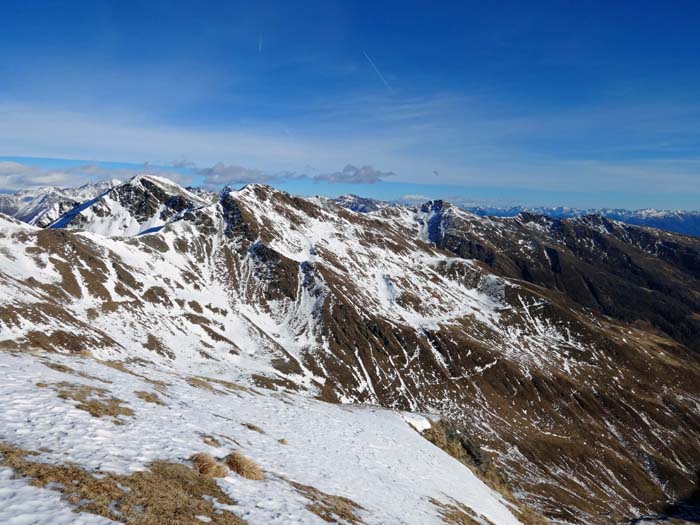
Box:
[258,33,263,53]
[363,51,392,91]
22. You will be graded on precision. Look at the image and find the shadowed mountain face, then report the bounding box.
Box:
[415,202,700,352]
[2,176,700,523]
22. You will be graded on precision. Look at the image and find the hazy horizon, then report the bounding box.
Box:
[2,155,700,212]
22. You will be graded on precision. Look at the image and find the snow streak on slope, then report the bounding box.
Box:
[0,351,522,525]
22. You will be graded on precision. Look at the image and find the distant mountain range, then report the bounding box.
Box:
[0,179,121,227]
[461,204,700,237]
[331,194,700,237]
[2,183,698,237]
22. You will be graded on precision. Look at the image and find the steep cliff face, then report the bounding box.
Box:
[2,176,699,522]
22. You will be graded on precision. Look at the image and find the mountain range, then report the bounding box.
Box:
[334,194,700,237]
[1,175,700,524]
[0,179,122,227]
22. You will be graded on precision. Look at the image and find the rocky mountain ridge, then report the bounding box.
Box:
[1,175,699,523]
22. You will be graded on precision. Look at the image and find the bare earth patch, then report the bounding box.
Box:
[98,360,170,393]
[41,361,111,383]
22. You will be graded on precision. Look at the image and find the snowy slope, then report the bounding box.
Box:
[0,350,522,525]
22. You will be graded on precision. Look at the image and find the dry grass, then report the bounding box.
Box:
[289,479,365,524]
[430,497,490,525]
[422,420,549,525]
[134,390,165,405]
[190,452,228,478]
[241,422,264,433]
[40,381,134,424]
[224,452,264,481]
[187,376,225,394]
[42,361,110,383]
[187,376,254,397]
[98,360,169,393]
[201,434,222,447]
[0,442,245,524]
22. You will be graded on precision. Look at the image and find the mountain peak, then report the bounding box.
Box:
[49,174,209,236]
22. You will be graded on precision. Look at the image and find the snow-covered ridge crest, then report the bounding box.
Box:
[48,174,211,236]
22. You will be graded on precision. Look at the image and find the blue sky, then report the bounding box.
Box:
[1,1,699,209]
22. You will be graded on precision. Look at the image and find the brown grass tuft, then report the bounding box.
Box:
[134,390,165,405]
[201,434,222,447]
[187,376,224,394]
[224,452,264,481]
[48,381,134,424]
[241,422,264,433]
[289,479,365,524]
[190,452,228,478]
[42,361,110,383]
[430,497,487,525]
[98,360,170,393]
[278,438,288,445]
[0,442,245,524]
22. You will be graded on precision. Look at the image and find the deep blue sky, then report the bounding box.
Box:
[1,1,699,209]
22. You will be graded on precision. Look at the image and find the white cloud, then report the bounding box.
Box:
[313,165,393,184]
[195,162,394,187]
[195,163,299,187]
[0,160,191,192]
[1,96,699,197]
[398,194,430,202]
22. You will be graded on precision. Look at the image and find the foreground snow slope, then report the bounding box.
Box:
[0,350,521,525]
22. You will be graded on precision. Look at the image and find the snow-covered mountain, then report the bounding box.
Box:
[0,179,121,227]
[48,175,210,235]
[2,175,700,523]
[333,196,700,237]
[332,194,390,213]
[460,204,700,237]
